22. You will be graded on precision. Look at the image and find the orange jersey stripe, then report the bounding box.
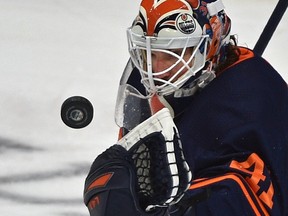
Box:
[87,172,114,191]
[189,173,269,216]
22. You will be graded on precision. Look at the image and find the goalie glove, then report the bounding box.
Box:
[117,108,192,211]
[84,144,168,216]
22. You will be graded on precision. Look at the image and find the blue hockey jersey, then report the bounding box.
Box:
[167,48,288,215]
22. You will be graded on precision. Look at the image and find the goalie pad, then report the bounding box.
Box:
[117,108,192,211]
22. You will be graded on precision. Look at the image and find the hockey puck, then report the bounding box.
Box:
[61,96,93,129]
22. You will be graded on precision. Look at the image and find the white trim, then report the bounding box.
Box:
[207,0,225,16]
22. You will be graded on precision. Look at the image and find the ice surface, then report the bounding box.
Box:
[0,0,287,215]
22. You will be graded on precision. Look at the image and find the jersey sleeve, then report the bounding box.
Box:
[172,53,288,216]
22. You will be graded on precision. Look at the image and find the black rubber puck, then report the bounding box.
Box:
[61,96,93,129]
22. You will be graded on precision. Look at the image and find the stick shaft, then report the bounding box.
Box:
[253,0,288,56]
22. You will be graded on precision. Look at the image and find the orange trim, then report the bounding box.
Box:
[259,183,274,209]
[189,173,269,216]
[186,0,200,9]
[228,47,254,69]
[88,196,100,209]
[238,47,254,62]
[118,127,124,140]
[230,153,274,209]
[230,153,265,192]
[87,172,114,191]
[141,0,190,35]
[149,94,165,115]
[218,47,254,76]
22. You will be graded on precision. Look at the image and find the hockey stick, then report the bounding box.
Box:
[253,0,288,56]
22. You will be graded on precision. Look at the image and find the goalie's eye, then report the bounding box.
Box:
[151,50,181,74]
[151,49,183,62]
[150,47,195,81]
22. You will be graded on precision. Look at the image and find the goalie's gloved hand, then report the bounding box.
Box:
[84,144,168,216]
[118,108,192,211]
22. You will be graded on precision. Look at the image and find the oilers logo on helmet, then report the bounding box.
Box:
[176,13,196,34]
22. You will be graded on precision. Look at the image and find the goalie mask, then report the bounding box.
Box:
[127,0,231,97]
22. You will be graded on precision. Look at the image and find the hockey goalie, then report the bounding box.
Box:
[84,0,288,215]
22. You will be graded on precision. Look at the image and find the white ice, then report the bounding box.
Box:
[0,0,287,215]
